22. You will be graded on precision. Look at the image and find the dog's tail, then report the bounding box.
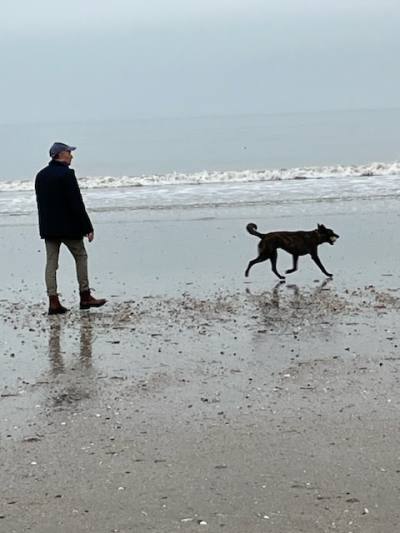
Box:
[246,223,264,239]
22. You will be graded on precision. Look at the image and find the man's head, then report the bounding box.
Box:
[49,142,76,165]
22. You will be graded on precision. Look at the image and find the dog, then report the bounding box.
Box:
[245,223,339,280]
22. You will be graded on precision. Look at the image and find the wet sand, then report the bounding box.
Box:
[1,201,400,532]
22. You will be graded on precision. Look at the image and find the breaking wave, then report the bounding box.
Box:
[0,161,400,192]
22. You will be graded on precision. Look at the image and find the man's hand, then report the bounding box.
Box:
[87,232,94,242]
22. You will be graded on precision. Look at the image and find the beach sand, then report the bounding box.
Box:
[1,200,400,532]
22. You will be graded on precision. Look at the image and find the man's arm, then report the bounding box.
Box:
[64,169,94,235]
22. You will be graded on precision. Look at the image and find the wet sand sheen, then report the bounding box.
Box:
[1,200,400,532]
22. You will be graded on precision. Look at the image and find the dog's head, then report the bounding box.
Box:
[317,224,339,245]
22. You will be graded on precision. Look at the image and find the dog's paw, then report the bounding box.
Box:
[326,273,333,278]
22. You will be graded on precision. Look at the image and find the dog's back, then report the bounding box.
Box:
[247,224,317,255]
[260,230,318,256]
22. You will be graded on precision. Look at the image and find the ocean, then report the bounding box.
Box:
[1,108,400,221]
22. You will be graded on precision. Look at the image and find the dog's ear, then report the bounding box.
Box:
[317,223,326,231]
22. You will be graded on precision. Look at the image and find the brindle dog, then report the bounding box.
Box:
[245,223,339,280]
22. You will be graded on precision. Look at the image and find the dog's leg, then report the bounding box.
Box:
[285,255,299,274]
[270,251,285,280]
[311,253,332,277]
[245,255,268,277]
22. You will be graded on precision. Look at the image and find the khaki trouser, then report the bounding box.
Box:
[45,239,89,296]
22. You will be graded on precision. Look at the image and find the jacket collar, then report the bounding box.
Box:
[49,159,70,167]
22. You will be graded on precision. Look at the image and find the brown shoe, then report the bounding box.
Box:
[48,295,68,315]
[80,290,107,310]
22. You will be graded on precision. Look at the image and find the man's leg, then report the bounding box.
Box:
[63,239,106,309]
[45,239,61,296]
[45,239,68,314]
[63,239,90,292]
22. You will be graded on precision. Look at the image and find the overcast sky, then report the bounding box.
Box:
[0,0,399,123]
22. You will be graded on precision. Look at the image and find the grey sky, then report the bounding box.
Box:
[0,0,399,123]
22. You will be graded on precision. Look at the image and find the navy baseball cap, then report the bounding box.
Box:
[49,142,76,158]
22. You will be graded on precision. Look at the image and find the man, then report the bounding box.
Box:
[35,142,106,315]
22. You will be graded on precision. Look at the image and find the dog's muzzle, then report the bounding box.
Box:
[330,236,338,244]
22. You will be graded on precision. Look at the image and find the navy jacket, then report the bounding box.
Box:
[35,160,93,239]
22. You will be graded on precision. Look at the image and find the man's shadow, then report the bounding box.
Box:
[48,315,94,375]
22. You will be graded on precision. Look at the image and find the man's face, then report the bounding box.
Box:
[57,150,73,165]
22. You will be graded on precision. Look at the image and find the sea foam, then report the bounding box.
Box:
[1,161,399,192]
